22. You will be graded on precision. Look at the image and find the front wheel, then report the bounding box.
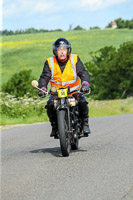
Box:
[57,110,70,157]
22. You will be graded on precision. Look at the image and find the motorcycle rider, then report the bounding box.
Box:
[38,38,91,137]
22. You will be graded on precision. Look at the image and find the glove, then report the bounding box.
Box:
[38,87,47,98]
[81,81,90,93]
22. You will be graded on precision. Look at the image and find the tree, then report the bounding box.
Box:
[73,25,85,31]
[68,24,73,31]
[128,19,133,29]
[90,26,100,30]
[25,28,38,34]
[85,41,133,100]
[2,70,37,97]
[115,18,125,28]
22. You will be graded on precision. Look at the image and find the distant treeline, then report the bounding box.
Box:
[1,18,133,36]
[0,28,63,36]
[106,18,133,29]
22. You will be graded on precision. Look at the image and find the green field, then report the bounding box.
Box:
[1,29,133,87]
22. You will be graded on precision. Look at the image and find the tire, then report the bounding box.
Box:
[71,131,79,150]
[57,110,70,157]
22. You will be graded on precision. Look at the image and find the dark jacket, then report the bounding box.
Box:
[38,56,90,89]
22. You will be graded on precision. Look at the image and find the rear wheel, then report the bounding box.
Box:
[57,110,70,157]
[71,130,79,150]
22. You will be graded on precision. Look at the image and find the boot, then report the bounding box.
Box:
[46,98,57,137]
[82,118,91,137]
[50,122,57,137]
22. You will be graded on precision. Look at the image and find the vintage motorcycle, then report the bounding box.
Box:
[32,80,90,157]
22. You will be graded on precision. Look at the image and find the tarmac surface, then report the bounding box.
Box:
[1,114,133,200]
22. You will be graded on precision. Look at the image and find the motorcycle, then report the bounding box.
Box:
[31,80,90,157]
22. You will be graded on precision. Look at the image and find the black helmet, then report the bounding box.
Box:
[53,38,72,57]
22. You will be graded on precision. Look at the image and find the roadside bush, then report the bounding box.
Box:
[0,92,48,118]
[2,70,38,97]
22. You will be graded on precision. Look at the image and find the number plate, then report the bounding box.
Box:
[57,88,68,98]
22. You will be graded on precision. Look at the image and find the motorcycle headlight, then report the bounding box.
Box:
[51,86,57,94]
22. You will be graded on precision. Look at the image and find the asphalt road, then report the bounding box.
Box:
[1,114,133,200]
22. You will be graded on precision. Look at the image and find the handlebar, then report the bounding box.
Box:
[37,87,91,96]
[31,80,91,96]
[68,88,91,95]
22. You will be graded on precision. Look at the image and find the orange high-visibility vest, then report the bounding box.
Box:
[47,54,81,92]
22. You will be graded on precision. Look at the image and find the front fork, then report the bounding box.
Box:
[56,106,72,132]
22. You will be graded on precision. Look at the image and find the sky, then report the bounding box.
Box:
[1,0,133,31]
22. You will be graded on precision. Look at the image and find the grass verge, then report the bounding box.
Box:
[89,97,133,117]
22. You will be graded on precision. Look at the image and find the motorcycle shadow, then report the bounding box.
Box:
[30,147,87,157]
[30,147,62,157]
